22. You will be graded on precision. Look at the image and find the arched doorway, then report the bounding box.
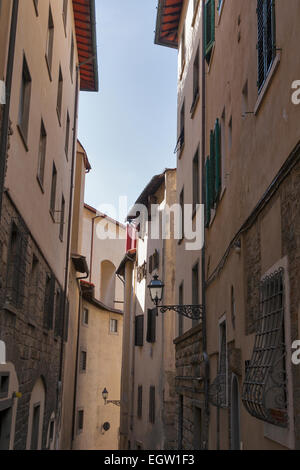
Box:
[26,377,46,450]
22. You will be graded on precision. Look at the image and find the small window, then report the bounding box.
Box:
[180,24,186,73]
[137,385,143,419]
[149,386,155,424]
[82,308,89,326]
[59,195,65,241]
[49,420,54,443]
[33,0,38,15]
[110,318,118,334]
[0,372,9,399]
[62,0,68,31]
[192,47,200,111]
[45,8,54,75]
[204,0,215,63]
[77,410,84,433]
[50,162,57,216]
[257,0,276,91]
[146,308,156,343]
[193,149,200,213]
[56,66,63,123]
[179,188,184,241]
[54,288,63,337]
[70,35,74,80]
[37,119,47,189]
[18,54,32,146]
[80,350,87,372]
[65,111,70,158]
[135,315,144,347]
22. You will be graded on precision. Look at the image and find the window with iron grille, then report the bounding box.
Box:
[146,308,156,343]
[77,409,84,433]
[80,350,87,372]
[54,288,63,337]
[204,0,215,63]
[242,268,288,427]
[257,0,276,91]
[137,385,143,419]
[28,254,39,322]
[43,273,55,330]
[149,386,155,424]
[6,222,28,309]
[135,315,144,347]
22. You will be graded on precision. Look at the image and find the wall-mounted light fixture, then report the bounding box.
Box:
[148,275,204,320]
[102,388,120,407]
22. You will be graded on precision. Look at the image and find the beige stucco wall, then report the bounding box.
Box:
[0,0,11,81]
[4,0,78,287]
[72,301,123,450]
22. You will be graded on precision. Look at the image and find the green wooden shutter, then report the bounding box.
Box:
[205,158,211,227]
[210,129,216,203]
[205,0,215,60]
[214,118,221,200]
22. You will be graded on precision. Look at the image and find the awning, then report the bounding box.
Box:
[155,0,184,49]
[73,0,99,92]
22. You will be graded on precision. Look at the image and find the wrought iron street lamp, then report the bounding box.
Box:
[147,275,204,321]
[102,388,120,407]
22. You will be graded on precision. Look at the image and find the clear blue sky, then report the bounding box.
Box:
[78,0,178,221]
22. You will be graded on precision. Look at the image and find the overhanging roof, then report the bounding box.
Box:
[155,0,184,49]
[73,0,99,92]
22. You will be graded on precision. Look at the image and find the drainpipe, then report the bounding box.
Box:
[0,0,19,221]
[201,0,209,450]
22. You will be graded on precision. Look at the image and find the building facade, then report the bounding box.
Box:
[155,0,300,450]
[118,169,178,450]
[0,0,98,450]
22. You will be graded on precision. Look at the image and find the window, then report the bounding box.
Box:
[179,187,184,241]
[37,120,47,189]
[18,55,32,146]
[43,273,55,330]
[137,385,143,419]
[30,404,40,450]
[204,0,215,63]
[28,254,39,323]
[192,47,200,112]
[70,35,74,79]
[49,420,54,444]
[65,111,70,158]
[178,283,184,336]
[62,0,68,31]
[80,350,87,372]
[228,116,232,152]
[50,162,57,216]
[82,308,89,326]
[146,308,156,343]
[110,318,118,334]
[135,315,144,347]
[45,8,54,75]
[148,250,159,275]
[56,66,63,123]
[33,0,38,15]
[180,24,186,74]
[77,410,84,433]
[149,386,155,424]
[0,373,9,399]
[6,223,27,308]
[175,102,185,154]
[192,263,199,327]
[193,149,200,213]
[54,288,63,337]
[205,118,222,227]
[242,268,288,427]
[59,195,65,241]
[218,319,227,407]
[257,0,276,91]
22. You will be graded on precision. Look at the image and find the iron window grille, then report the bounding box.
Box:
[43,273,55,330]
[137,385,143,419]
[242,268,288,427]
[257,0,276,91]
[6,220,28,309]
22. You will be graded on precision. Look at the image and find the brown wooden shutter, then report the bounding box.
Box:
[135,315,144,347]
[147,308,156,343]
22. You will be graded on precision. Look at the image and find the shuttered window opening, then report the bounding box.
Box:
[54,288,64,338]
[64,298,70,343]
[137,385,143,419]
[80,350,87,372]
[146,308,157,343]
[257,0,276,91]
[205,118,222,228]
[43,273,55,330]
[242,268,288,427]
[149,386,156,424]
[204,0,215,63]
[135,315,144,347]
[6,221,28,309]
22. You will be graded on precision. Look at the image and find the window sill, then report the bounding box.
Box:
[17,124,29,152]
[254,52,281,115]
